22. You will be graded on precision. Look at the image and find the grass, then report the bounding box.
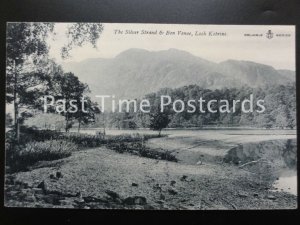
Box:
[6,127,174,173]
[6,140,77,172]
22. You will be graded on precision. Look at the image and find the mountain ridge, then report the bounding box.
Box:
[62,48,295,99]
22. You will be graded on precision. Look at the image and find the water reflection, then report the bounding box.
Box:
[224,139,297,195]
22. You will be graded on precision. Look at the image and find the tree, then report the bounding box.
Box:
[50,72,89,132]
[48,72,100,132]
[149,98,171,136]
[6,23,55,141]
[149,110,170,136]
[75,97,101,132]
[6,22,104,141]
[61,23,104,59]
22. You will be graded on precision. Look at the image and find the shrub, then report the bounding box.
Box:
[17,126,64,143]
[105,133,165,143]
[18,127,106,148]
[106,139,177,162]
[7,140,77,172]
[58,133,163,149]
[62,133,106,148]
[20,140,76,159]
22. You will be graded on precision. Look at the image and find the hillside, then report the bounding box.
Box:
[62,48,295,99]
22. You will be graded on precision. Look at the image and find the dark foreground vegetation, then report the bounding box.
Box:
[6,127,176,173]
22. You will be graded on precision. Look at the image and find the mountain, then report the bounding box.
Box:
[277,69,296,80]
[62,48,295,99]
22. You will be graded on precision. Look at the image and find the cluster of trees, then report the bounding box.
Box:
[45,72,101,132]
[92,83,296,131]
[6,22,103,142]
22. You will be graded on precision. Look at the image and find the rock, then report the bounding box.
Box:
[105,190,120,200]
[59,199,75,206]
[153,184,162,191]
[114,198,123,204]
[42,194,65,205]
[37,181,47,193]
[168,188,178,195]
[180,175,187,181]
[56,171,63,179]
[238,192,248,198]
[83,196,108,203]
[74,198,85,204]
[22,182,29,189]
[132,183,138,187]
[83,196,98,203]
[24,195,36,202]
[159,194,165,200]
[196,160,202,165]
[34,194,45,201]
[170,180,176,186]
[21,188,34,195]
[63,192,78,197]
[178,205,190,210]
[267,195,277,200]
[32,188,44,195]
[123,196,147,205]
[15,181,29,189]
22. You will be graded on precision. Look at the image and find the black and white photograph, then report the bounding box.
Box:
[4,23,297,210]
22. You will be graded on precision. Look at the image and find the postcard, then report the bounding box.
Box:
[5,23,296,209]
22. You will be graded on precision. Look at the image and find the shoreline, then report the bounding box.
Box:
[4,130,297,209]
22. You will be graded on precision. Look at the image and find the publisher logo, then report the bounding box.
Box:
[266,30,273,39]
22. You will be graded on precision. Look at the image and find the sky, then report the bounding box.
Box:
[48,23,295,71]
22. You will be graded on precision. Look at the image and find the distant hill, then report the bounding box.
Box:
[62,48,295,99]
